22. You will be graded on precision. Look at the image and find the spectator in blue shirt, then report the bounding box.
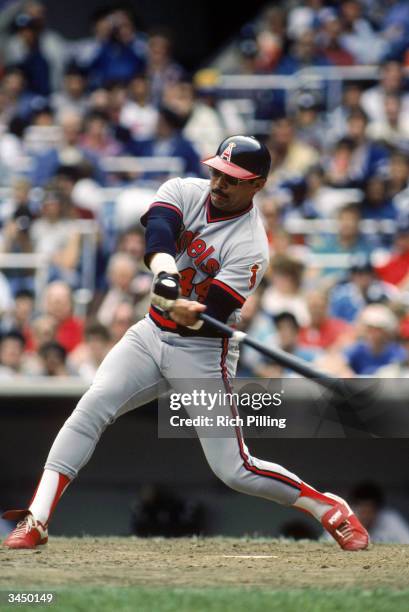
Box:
[344,304,407,375]
[329,255,401,323]
[83,8,147,89]
[129,104,202,178]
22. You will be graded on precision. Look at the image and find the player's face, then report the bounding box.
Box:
[209,169,265,211]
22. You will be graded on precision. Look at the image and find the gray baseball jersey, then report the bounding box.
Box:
[145,177,269,331]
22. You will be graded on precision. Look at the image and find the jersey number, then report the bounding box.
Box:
[179,267,213,303]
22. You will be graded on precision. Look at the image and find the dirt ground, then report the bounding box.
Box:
[1,537,408,591]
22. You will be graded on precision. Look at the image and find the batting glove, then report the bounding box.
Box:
[151,272,180,312]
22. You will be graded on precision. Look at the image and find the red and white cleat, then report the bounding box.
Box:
[321,493,369,551]
[2,510,48,549]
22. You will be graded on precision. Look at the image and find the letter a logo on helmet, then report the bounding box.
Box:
[220,142,236,162]
[201,135,271,181]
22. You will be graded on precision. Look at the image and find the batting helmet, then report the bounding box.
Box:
[202,135,271,180]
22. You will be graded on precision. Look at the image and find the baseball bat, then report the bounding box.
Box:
[199,312,342,393]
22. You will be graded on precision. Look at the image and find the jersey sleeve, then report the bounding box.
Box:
[140,177,185,225]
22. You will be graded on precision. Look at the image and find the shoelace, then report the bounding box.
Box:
[335,519,354,542]
[12,514,36,537]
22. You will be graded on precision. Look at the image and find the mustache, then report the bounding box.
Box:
[212,189,227,197]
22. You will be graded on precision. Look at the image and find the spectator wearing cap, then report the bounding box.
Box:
[329,255,400,323]
[241,310,319,379]
[43,281,83,353]
[344,304,407,375]
[376,216,409,287]
[129,104,202,178]
[299,290,354,350]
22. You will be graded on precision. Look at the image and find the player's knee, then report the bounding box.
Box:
[211,464,248,494]
[65,388,118,437]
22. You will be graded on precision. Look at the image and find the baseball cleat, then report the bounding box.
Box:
[321,493,369,551]
[2,510,48,549]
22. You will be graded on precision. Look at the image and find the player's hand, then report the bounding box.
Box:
[170,299,206,327]
[151,272,180,312]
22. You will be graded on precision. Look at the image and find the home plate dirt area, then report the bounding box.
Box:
[1,537,408,590]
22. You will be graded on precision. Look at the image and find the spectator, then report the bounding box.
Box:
[318,10,356,67]
[119,73,158,141]
[0,202,35,294]
[84,7,147,89]
[129,104,202,178]
[360,174,397,221]
[69,321,111,383]
[110,301,137,345]
[31,109,105,186]
[277,28,332,75]
[349,482,409,543]
[30,186,81,286]
[344,304,406,375]
[291,91,327,152]
[0,330,29,377]
[43,281,83,353]
[326,83,363,146]
[38,340,76,377]
[310,203,377,276]
[80,110,123,156]
[30,314,57,352]
[97,252,138,327]
[338,0,388,64]
[266,117,319,186]
[360,59,409,123]
[299,290,354,350]
[260,255,309,326]
[242,310,319,379]
[147,28,184,106]
[2,288,35,350]
[51,63,88,121]
[329,255,400,323]
[387,151,409,205]
[367,93,409,148]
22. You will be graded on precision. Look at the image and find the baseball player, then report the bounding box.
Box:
[3,136,368,551]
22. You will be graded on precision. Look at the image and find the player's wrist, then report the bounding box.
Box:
[151,271,181,313]
[149,253,179,276]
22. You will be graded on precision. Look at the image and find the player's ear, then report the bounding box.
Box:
[253,177,267,193]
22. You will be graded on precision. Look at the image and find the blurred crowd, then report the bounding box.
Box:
[2,1,409,380]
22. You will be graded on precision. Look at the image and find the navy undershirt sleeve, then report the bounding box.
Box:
[142,206,182,266]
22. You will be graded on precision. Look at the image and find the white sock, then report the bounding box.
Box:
[29,469,69,524]
[293,495,334,521]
